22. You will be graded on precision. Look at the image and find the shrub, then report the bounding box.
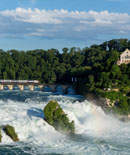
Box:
[44,100,60,125]
[44,100,75,135]
[3,125,19,142]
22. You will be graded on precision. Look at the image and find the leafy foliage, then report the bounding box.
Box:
[3,125,19,142]
[97,91,130,115]
[1,39,130,114]
[44,100,75,134]
[44,100,60,125]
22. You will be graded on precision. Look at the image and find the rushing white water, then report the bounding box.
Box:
[0,91,130,154]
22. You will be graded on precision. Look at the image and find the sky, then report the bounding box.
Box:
[0,0,130,51]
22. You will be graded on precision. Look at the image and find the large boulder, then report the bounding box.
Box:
[44,100,75,135]
[3,125,19,142]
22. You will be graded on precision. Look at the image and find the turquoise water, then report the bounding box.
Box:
[0,90,130,155]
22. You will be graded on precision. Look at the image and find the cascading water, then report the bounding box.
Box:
[0,90,130,155]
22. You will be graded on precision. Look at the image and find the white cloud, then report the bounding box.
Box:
[0,8,130,41]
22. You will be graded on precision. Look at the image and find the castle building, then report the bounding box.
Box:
[117,49,130,65]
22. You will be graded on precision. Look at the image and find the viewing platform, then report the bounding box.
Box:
[0,80,72,92]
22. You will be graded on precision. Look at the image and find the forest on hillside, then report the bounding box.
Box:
[1,38,130,114]
[0,38,130,94]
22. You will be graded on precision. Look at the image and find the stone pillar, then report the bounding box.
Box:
[0,85,4,90]
[61,85,71,93]
[7,85,13,90]
[49,85,56,92]
[61,85,67,93]
[29,85,34,91]
[18,85,24,91]
[38,85,44,90]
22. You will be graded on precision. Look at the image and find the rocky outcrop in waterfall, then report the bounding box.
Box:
[3,125,19,142]
[0,125,19,142]
[44,100,75,135]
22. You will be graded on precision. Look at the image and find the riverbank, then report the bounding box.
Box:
[84,91,130,122]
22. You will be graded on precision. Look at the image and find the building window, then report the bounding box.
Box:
[125,55,130,59]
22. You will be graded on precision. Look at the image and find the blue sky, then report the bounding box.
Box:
[0,0,130,51]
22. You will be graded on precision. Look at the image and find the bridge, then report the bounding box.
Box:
[0,82,73,93]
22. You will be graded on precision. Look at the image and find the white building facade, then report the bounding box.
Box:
[117,49,130,65]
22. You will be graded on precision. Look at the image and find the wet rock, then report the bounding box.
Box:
[44,100,75,135]
[3,125,19,142]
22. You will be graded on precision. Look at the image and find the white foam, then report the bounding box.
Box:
[0,97,130,154]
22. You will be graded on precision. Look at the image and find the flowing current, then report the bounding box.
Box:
[0,90,130,155]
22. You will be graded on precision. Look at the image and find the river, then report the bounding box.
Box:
[0,90,130,155]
